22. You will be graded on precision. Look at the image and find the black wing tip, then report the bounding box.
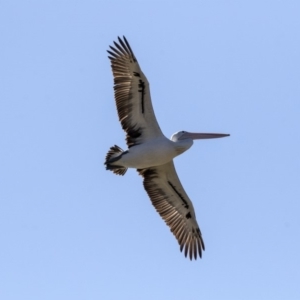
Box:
[122,35,129,46]
[107,35,137,62]
[117,35,128,44]
[180,237,205,260]
[107,49,117,58]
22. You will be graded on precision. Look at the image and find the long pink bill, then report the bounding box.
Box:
[183,132,230,140]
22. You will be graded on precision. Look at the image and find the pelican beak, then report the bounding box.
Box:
[184,132,230,140]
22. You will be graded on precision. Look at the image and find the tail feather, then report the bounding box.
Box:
[104,145,128,176]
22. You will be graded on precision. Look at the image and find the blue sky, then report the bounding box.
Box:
[1,1,300,299]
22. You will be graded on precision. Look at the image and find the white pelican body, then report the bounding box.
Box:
[117,137,178,169]
[114,135,193,169]
[105,37,229,260]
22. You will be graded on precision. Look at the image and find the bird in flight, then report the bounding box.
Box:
[105,36,229,260]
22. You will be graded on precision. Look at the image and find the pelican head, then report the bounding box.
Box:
[171,131,230,142]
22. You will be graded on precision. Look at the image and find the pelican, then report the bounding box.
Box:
[105,36,229,260]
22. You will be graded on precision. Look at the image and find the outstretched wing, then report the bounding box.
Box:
[138,161,205,260]
[107,36,164,148]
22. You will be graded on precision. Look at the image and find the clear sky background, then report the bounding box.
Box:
[1,1,300,299]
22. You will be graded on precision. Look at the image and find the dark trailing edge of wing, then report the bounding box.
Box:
[168,181,189,209]
[138,79,145,113]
